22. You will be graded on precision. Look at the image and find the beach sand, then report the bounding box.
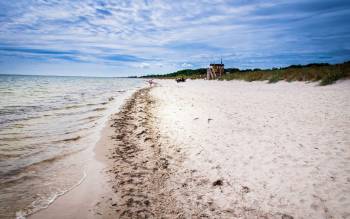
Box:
[150,79,350,218]
[32,79,350,218]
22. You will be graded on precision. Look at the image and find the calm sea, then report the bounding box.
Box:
[0,75,144,218]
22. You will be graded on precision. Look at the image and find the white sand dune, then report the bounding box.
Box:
[152,80,350,218]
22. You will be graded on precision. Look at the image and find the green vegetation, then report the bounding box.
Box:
[141,61,350,85]
[142,68,207,79]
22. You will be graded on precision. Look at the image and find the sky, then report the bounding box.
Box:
[0,0,350,77]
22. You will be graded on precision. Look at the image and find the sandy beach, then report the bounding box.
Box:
[152,79,350,218]
[30,79,350,219]
[106,79,350,218]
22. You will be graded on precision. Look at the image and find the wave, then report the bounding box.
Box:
[0,135,37,142]
[48,104,107,117]
[78,115,102,122]
[56,136,81,143]
[0,128,88,145]
[63,105,84,110]
[0,152,21,159]
[0,115,42,126]
[0,148,85,180]
[0,105,46,116]
[0,101,110,127]
[62,101,108,109]
[93,107,106,111]
[0,174,38,190]
[86,103,100,106]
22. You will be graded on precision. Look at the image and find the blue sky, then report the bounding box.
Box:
[0,0,349,76]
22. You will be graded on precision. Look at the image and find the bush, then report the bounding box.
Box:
[268,73,283,83]
[320,71,347,86]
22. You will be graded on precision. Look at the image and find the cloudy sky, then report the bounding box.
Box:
[0,0,349,76]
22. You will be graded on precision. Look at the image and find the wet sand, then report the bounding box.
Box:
[29,119,116,219]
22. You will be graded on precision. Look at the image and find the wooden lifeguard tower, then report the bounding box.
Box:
[207,59,224,80]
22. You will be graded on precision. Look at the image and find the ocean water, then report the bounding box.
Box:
[0,75,144,218]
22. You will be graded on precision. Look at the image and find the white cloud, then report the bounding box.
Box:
[181,63,193,68]
[0,0,349,75]
[138,62,151,69]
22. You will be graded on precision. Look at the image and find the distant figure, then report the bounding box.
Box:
[146,79,156,87]
[176,77,186,83]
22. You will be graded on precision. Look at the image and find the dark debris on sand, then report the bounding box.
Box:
[108,87,181,218]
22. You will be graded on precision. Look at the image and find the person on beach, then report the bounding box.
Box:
[146,79,156,87]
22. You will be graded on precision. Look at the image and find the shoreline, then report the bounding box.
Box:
[29,86,184,218]
[28,86,145,219]
[29,116,116,219]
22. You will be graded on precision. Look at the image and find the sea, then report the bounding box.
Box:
[0,75,144,218]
